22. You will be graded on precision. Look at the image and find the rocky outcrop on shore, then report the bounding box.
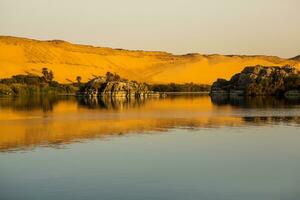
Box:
[211,65,300,97]
[78,76,158,98]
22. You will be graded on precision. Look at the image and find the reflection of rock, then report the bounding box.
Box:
[78,77,159,98]
[77,96,146,110]
[211,95,300,108]
[211,65,300,97]
[285,90,300,99]
[210,94,245,106]
[211,95,300,125]
[243,116,300,125]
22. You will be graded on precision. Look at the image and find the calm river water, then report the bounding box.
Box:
[0,95,300,200]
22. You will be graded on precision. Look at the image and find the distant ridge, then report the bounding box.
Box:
[290,55,300,61]
[0,36,299,84]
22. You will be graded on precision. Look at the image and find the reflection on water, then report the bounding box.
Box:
[77,96,147,110]
[211,95,300,125]
[0,95,299,152]
[211,95,300,108]
[1,95,300,200]
[0,95,71,112]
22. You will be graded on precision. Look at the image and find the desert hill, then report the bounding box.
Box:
[0,36,299,84]
[290,55,300,61]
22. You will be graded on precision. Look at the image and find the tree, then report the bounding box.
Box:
[41,68,54,82]
[105,72,113,81]
[114,73,120,81]
[48,70,54,82]
[42,67,49,81]
[76,76,82,84]
[106,71,119,82]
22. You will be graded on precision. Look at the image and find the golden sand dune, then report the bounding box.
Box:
[0,36,299,84]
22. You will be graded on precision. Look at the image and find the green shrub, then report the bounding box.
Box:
[0,72,80,96]
[65,85,78,93]
[150,83,211,92]
[10,84,44,96]
[0,84,13,95]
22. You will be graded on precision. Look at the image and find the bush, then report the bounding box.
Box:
[11,83,28,95]
[0,84,13,95]
[284,75,300,90]
[0,73,79,96]
[150,83,211,92]
[65,85,78,93]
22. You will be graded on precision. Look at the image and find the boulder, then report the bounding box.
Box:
[78,76,158,98]
[210,65,300,97]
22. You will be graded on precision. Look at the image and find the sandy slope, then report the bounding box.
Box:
[0,36,299,84]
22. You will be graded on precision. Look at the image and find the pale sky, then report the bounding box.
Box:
[0,0,299,58]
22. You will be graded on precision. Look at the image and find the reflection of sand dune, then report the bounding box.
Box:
[0,96,299,151]
[0,116,244,152]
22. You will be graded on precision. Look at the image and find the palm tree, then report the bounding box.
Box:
[42,68,53,82]
[76,76,82,84]
[48,70,54,82]
[42,67,49,81]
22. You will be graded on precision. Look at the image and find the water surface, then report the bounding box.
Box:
[0,95,300,200]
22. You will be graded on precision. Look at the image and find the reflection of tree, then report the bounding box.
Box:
[0,95,72,112]
[77,96,146,110]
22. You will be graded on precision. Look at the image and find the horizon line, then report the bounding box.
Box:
[1,35,299,60]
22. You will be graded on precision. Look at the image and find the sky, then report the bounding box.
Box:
[0,0,299,58]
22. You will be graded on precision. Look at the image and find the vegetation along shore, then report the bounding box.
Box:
[1,65,300,99]
[0,69,210,97]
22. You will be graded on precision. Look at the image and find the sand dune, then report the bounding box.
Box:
[0,36,299,84]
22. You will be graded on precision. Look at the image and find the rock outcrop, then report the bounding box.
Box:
[78,76,158,98]
[211,65,300,97]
